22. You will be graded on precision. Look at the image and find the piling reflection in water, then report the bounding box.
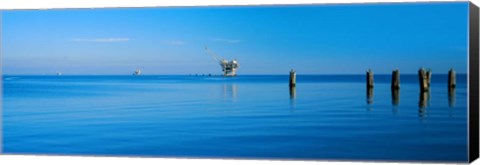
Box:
[391,89,400,106]
[418,90,430,117]
[289,86,296,110]
[448,87,456,108]
[391,89,400,114]
[289,86,296,100]
[366,87,374,105]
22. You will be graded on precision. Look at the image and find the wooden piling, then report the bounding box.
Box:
[391,69,400,90]
[289,69,296,87]
[366,69,374,105]
[448,68,456,89]
[418,68,429,92]
[366,69,374,89]
[426,69,432,88]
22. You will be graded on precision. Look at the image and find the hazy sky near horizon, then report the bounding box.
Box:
[1,2,469,75]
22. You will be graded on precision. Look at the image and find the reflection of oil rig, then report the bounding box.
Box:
[205,46,239,77]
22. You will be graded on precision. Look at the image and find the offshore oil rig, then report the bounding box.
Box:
[205,46,239,77]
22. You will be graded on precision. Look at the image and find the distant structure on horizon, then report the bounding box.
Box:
[205,46,239,77]
[56,71,62,76]
[133,69,142,76]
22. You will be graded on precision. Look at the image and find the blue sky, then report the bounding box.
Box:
[1,2,469,75]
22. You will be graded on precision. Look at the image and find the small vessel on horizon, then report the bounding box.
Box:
[56,72,62,76]
[133,69,142,76]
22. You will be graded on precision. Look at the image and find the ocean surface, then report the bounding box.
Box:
[2,75,468,162]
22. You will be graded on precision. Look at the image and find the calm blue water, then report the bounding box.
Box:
[2,75,468,162]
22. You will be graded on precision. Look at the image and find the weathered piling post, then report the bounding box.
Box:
[289,69,296,100]
[366,69,374,105]
[289,69,296,88]
[391,69,400,90]
[366,69,374,89]
[418,68,429,92]
[448,68,456,89]
[390,69,400,106]
[426,69,432,88]
[417,67,431,116]
[447,69,456,108]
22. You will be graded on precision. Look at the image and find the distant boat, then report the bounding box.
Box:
[133,69,142,76]
[56,72,62,76]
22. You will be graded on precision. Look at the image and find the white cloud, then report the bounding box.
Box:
[212,38,241,44]
[163,40,186,45]
[72,38,130,42]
